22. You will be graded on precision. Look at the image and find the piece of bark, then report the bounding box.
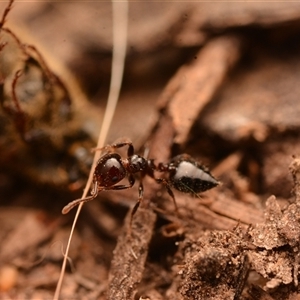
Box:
[262,137,298,198]
[155,185,263,233]
[209,192,264,226]
[158,35,242,145]
[176,3,300,47]
[108,112,175,300]
[275,157,300,249]
[7,3,300,58]
[201,50,300,143]
[289,156,300,203]
[247,159,300,290]
[108,208,156,300]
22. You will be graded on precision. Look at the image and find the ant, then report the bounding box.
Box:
[62,139,219,223]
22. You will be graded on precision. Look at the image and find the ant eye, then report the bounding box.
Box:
[111,175,120,183]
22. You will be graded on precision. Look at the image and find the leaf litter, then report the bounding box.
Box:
[2,2,300,299]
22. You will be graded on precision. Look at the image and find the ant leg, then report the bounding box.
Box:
[62,176,135,214]
[93,138,134,156]
[62,182,99,214]
[156,178,178,212]
[109,138,134,157]
[130,179,144,227]
[62,194,97,214]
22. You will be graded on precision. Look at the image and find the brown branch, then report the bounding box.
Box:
[108,208,157,300]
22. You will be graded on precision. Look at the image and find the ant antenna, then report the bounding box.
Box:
[62,182,99,214]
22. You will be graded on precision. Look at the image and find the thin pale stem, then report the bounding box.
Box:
[53,1,128,299]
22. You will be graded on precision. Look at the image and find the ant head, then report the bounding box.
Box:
[94,153,127,187]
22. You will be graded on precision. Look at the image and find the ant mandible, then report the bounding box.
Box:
[62,138,219,223]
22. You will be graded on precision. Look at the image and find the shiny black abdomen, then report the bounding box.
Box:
[169,155,219,194]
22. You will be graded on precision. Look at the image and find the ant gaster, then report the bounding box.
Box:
[62,139,219,223]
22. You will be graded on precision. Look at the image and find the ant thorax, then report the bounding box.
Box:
[126,154,148,173]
